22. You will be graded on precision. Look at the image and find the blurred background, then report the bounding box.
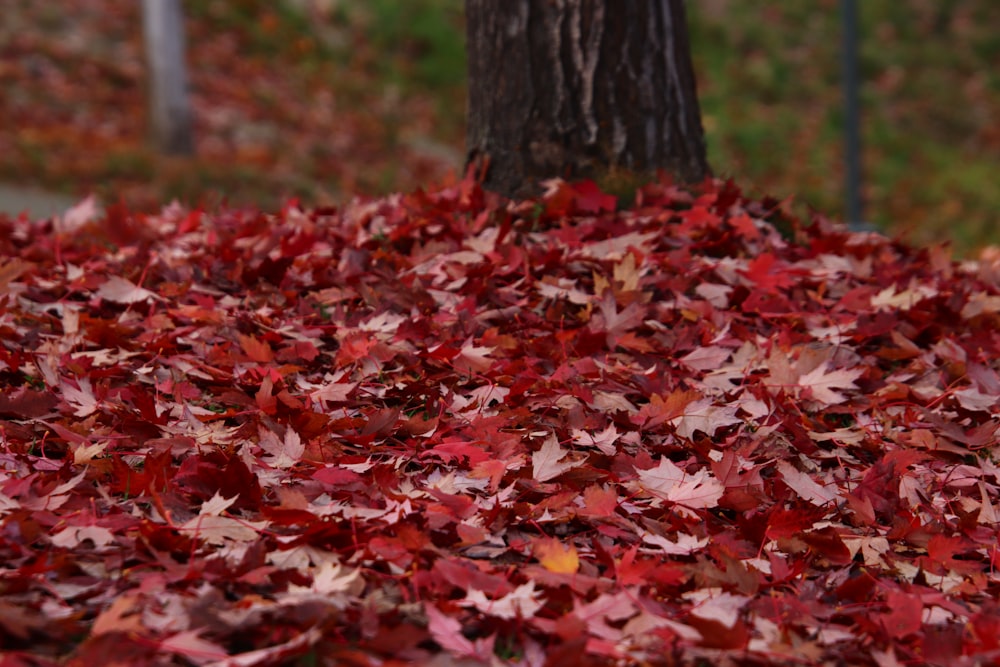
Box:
[0,0,997,254]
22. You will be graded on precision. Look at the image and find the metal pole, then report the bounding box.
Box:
[841,0,864,228]
[143,0,194,155]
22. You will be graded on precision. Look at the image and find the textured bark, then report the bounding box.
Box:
[466,0,710,199]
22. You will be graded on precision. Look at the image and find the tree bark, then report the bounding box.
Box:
[465,0,710,199]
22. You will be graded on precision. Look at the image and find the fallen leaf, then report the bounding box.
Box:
[776,460,838,506]
[460,582,544,620]
[637,458,724,509]
[534,537,579,574]
[797,363,863,406]
[96,275,162,303]
[532,434,584,483]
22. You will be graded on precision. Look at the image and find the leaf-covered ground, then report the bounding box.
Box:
[1,180,1000,666]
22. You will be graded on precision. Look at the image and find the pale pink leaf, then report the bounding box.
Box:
[307,375,357,404]
[537,277,591,305]
[871,284,937,311]
[204,627,323,667]
[532,434,584,482]
[776,460,837,505]
[574,592,639,624]
[642,531,709,555]
[460,581,544,620]
[679,346,733,371]
[797,363,863,406]
[979,481,998,524]
[58,195,100,232]
[49,471,88,497]
[50,524,115,549]
[683,589,750,629]
[178,515,268,545]
[425,604,478,657]
[61,377,99,417]
[953,387,996,412]
[259,427,305,469]
[177,493,267,545]
[636,458,723,509]
[96,275,161,304]
[200,492,238,516]
[571,424,620,455]
[359,311,406,334]
[454,339,495,373]
[288,562,364,596]
[158,630,229,662]
[671,398,742,439]
[593,290,646,344]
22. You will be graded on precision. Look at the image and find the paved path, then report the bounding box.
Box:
[0,184,80,220]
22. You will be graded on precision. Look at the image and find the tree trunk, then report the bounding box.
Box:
[142,0,195,155]
[465,0,710,199]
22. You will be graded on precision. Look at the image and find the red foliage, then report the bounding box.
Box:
[1,177,999,665]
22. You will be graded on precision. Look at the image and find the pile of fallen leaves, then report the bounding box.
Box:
[1,179,999,666]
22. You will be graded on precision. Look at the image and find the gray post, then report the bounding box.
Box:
[142,0,194,155]
[841,0,864,228]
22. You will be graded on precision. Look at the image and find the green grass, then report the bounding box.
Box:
[353,0,466,90]
[687,2,1000,253]
[335,0,467,135]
